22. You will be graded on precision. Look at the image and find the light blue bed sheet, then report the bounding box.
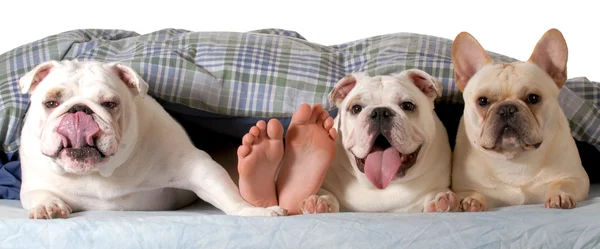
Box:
[1,185,599,249]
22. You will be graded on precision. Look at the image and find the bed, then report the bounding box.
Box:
[1,28,599,248]
[0,184,599,248]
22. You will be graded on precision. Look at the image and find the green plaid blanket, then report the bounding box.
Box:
[0,28,598,153]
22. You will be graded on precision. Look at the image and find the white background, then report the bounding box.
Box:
[1,0,598,81]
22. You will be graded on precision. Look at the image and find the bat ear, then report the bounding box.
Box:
[527,28,568,89]
[451,31,493,92]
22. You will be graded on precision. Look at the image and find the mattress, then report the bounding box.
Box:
[1,184,599,249]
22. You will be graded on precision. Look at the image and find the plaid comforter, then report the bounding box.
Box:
[0,28,598,153]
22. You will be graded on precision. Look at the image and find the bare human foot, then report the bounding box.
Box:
[237,119,284,208]
[276,104,337,215]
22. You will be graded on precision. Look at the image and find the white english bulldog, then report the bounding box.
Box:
[299,69,459,213]
[18,60,285,219]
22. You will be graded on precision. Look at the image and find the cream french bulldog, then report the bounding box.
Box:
[18,60,286,219]
[450,29,590,211]
[298,69,459,213]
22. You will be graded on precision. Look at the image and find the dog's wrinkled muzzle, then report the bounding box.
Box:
[57,107,100,149]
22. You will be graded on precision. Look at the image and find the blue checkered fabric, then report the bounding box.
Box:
[0,28,598,153]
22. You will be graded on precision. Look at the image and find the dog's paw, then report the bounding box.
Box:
[298,195,333,214]
[425,191,460,212]
[236,206,287,216]
[545,192,576,209]
[460,196,486,212]
[28,198,72,219]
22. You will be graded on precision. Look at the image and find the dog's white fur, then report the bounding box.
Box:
[299,69,457,213]
[450,29,590,211]
[18,60,285,218]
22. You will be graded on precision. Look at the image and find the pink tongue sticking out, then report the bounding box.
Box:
[364,146,402,189]
[56,112,100,149]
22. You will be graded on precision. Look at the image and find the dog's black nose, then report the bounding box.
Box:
[497,104,518,118]
[371,107,394,120]
[67,105,94,115]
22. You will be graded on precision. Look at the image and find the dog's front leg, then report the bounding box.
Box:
[21,190,72,219]
[173,151,286,216]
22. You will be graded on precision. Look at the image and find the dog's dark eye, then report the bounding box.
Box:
[351,105,362,114]
[44,100,59,109]
[527,94,541,105]
[401,102,415,111]
[102,101,118,109]
[477,97,489,107]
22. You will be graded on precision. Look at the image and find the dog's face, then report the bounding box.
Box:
[19,60,148,175]
[329,69,442,189]
[452,29,568,159]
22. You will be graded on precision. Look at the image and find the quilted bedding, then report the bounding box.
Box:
[1,28,599,154]
[0,185,599,249]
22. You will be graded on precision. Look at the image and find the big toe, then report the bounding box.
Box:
[290,104,312,125]
[266,119,284,140]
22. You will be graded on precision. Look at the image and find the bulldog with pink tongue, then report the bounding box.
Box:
[18,60,286,219]
[308,70,459,213]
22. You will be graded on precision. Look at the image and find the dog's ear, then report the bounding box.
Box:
[528,28,568,89]
[402,69,443,101]
[451,32,493,92]
[19,60,60,94]
[329,73,363,107]
[107,63,149,97]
